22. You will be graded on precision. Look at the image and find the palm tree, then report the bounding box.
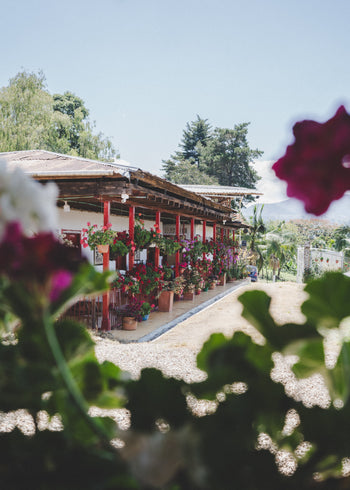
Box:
[248,205,265,252]
[334,226,350,251]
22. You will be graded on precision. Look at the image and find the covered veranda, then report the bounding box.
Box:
[1,150,261,334]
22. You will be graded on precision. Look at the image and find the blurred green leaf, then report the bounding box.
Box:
[292,339,325,379]
[239,290,320,350]
[125,368,188,431]
[302,272,350,330]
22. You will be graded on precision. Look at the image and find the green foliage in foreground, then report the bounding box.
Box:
[1,271,350,488]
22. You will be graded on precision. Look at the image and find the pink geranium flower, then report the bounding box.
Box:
[50,270,73,301]
[272,105,350,215]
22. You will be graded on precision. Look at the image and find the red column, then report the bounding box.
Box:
[212,222,217,259]
[129,206,135,270]
[221,227,224,242]
[175,215,180,277]
[155,211,161,267]
[202,220,206,260]
[101,201,111,331]
[190,218,194,240]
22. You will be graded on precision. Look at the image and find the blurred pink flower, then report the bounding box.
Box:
[50,270,73,301]
[272,105,350,215]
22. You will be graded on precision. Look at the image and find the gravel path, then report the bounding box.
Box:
[94,281,330,416]
[1,281,331,437]
[94,281,308,382]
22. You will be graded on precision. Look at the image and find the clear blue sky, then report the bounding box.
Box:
[2,0,350,176]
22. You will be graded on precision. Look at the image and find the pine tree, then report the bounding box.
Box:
[162,115,212,179]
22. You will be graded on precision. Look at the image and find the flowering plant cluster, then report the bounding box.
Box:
[157,275,185,295]
[134,215,153,250]
[132,263,163,295]
[182,267,202,292]
[139,301,155,316]
[80,222,116,249]
[180,235,204,263]
[110,230,132,257]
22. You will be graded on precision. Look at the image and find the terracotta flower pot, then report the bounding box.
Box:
[218,273,226,286]
[158,290,174,312]
[183,292,194,301]
[122,316,137,330]
[97,244,109,254]
[209,283,216,290]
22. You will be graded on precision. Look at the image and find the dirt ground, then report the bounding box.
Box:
[153,280,309,353]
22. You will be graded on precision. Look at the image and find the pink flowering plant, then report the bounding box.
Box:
[273,105,350,215]
[80,222,116,249]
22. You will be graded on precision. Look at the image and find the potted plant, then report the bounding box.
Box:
[123,275,141,296]
[139,301,154,321]
[80,222,116,252]
[110,231,131,259]
[158,236,181,256]
[157,276,185,311]
[115,299,143,330]
[134,215,152,250]
[183,282,195,300]
[208,275,217,289]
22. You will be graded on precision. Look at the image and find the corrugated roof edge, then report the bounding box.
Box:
[0,149,140,172]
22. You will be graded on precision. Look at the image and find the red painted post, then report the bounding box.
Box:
[202,220,206,260]
[212,222,217,259]
[190,218,194,240]
[155,211,161,267]
[129,206,135,270]
[101,201,111,331]
[221,227,224,242]
[175,215,180,277]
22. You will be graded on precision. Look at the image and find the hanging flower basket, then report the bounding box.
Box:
[97,244,109,254]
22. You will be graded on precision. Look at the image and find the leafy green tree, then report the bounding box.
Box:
[0,71,117,162]
[163,118,262,196]
[167,160,219,185]
[0,70,53,152]
[200,123,263,188]
[162,115,212,179]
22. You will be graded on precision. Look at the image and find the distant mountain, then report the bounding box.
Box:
[243,195,350,224]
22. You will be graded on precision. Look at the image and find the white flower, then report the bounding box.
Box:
[0,159,58,239]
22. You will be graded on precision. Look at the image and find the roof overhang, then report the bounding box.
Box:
[0,150,253,228]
